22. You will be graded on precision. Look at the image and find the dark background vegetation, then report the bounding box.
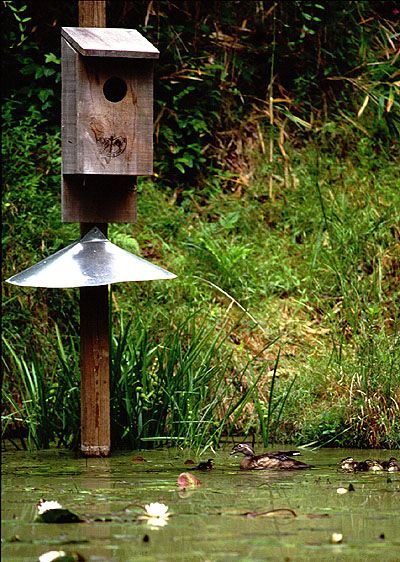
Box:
[2,1,399,451]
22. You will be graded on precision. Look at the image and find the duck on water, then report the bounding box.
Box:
[231,443,313,470]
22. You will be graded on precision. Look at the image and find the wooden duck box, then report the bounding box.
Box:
[61,27,159,222]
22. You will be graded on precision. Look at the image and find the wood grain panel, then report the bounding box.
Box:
[62,175,137,223]
[78,1,106,27]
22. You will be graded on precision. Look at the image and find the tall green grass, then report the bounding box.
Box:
[2,325,80,450]
[110,311,273,452]
[2,310,284,452]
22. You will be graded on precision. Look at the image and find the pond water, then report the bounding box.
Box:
[2,445,400,561]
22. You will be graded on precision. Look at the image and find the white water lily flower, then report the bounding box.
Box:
[37,500,63,515]
[144,502,170,518]
[39,551,67,562]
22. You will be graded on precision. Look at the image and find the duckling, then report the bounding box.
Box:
[354,460,371,472]
[230,443,312,471]
[364,459,384,472]
[340,457,357,472]
[189,459,214,471]
[387,458,400,472]
[379,457,400,471]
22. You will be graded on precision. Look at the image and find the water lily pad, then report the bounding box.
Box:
[244,508,297,518]
[35,509,83,524]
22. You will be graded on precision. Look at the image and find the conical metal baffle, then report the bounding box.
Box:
[6,227,177,288]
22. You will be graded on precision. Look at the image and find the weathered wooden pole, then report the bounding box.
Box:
[78,1,110,457]
[78,0,106,27]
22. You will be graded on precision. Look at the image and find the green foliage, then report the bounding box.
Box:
[3,1,399,190]
[2,98,79,360]
[2,326,80,450]
[186,225,253,295]
[2,311,277,452]
[3,1,31,46]
[110,311,268,451]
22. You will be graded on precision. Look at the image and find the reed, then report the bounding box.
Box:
[110,311,271,451]
[2,309,283,452]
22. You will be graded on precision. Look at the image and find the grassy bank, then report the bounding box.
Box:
[128,131,400,449]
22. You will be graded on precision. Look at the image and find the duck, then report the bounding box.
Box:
[230,443,312,471]
[352,459,372,472]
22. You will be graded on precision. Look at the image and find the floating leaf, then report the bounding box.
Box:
[244,508,297,519]
[35,499,83,524]
[35,509,83,524]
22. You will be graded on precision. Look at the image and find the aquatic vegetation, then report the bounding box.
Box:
[35,499,82,524]
[110,312,271,450]
[2,447,400,561]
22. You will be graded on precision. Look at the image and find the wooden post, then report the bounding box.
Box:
[78,1,106,27]
[78,1,110,457]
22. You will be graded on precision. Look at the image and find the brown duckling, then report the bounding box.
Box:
[354,460,371,472]
[189,459,214,471]
[340,457,385,472]
[379,457,400,472]
[364,459,384,472]
[385,458,400,472]
[231,443,312,471]
[340,457,357,472]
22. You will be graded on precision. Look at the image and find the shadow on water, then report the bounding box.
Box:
[2,445,400,561]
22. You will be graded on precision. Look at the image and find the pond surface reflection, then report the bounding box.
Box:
[2,445,400,561]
